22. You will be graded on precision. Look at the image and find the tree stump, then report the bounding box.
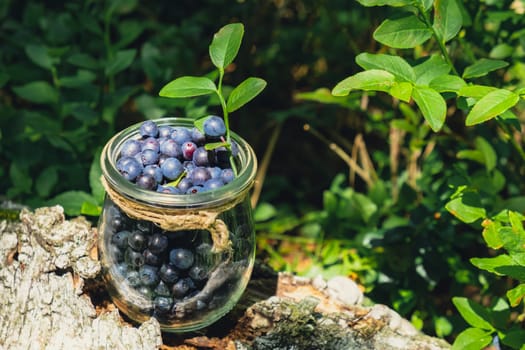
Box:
[0,206,450,350]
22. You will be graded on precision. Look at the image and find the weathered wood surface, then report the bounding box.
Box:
[0,206,451,350]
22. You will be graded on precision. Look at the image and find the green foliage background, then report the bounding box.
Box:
[2,0,525,346]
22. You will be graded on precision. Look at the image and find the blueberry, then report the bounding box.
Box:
[143,164,163,183]
[159,263,179,284]
[177,178,193,193]
[120,139,142,158]
[157,185,182,194]
[158,154,169,167]
[158,126,173,139]
[188,264,209,282]
[126,248,145,268]
[191,167,211,186]
[169,248,194,270]
[141,137,160,153]
[161,157,183,180]
[203,115,226,137]
[181,141,197,160]
[186,186,204,194]
[171,278,192,298]
[117,157,142,181]
[136,174,157,190]
[109,215,125,232]
[139,149,159,166]
[139,265,160,286]
[140,120,159,138]
[128,231,148,251]
[192,147,210,166]
[137,285,154,298]
[191,127,206,144]
[111,230,130,249]
[154,296,173,314]
[203,178,224,191]
[136,220,152,233]
[208,167,222,179]
[148,233,169,254]
[221,168,235,184]
[143,249,163,266]
[116,262,128,276]
[171,127,191,144]
[154,281,172,296]
[126,270,141,287]
[160,139,182,158]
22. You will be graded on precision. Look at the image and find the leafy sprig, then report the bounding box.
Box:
[159,23,267,172]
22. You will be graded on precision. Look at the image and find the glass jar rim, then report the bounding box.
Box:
[100,117,257,209]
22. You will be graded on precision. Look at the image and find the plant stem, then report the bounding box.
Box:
[418,5,459,76]
[215,68,238,175]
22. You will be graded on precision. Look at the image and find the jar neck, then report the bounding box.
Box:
[100,118,257,209]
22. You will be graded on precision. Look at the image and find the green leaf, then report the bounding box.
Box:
[458,85,497,99]
[429,75,467,93]
[209,23,244,70]
[373,15,432,49]
[80,201,102,217]
[353,192,378,223]
[254,202,277,222]
[105,49,136,76]
[462,58,509,79]
[12,81,58,104]
[25,44,56,70]
[332,69,395,96]
[47,191,98,216]
[451,328,493,350]
[482,220,503,249]
[507,284,525,307]
[36,167,58,198]
[159,76,216,98]
[204,141,229,151]
[445,192,486,223]
[356,0,415,6]
[433,0,463,42]
[89,149,105,204]
[0,71,9,88]
[501,328,525,349]
[465,89,520,126]
[452,297,495,330]
[489,43,514,59]
[227,77,267,113]
[295,88,353,106]
[356,53,416,82]
[67,53,99,70]
[9,163,32,195]
[389,81,413,102]
[412,86,447,132]
[413,55,451,86]
[470,254,516,276]
[475,136,497,171]
[60,70,97,88]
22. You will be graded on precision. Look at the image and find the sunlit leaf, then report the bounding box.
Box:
[452,297,495,330]
[227,77,267,112]
[373,15,432,49]
[412,86,446,131]
[356,53,416,82]
[332,69,395,96]
[159,76,216,98]
[465,89,519,126]
[209,23,244,69]
[463,58,509,79]
[451,328,493,350]
[433,0,463,42]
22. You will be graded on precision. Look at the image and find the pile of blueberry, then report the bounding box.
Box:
[107,205,219,318]
[116,116,237,194]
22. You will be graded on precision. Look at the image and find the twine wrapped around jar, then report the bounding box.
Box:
[100,176,246,253]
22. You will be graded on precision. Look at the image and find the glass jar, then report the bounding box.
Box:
[97,117,257,332]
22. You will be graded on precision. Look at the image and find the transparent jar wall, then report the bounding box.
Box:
[97,118,257,333]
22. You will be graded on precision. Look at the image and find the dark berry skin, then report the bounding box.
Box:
[139,149,159,166]
[125,248,145,268]
[141,137,160,153]
[171,278,191,298]
[188,264,209,282]
[221,168,235,184]
[143,164,163,183]
[139,265,160,286]
[161,157,183,180]
[143,249,163,266]
[171,127,191,144]
[135,174,157,190]
[169,248,194,270]
[120,139,142,158]
[160,139,181,158]
[191,127,205,144]
[177,178,193,193]
[154,281,172,296]
[158,126,173,139]
[203,115,226,137]
[117,157,142,181]
[203,178,224,191]
[137,286,154,298]
[111,230,130,249]
[128,231,148,251]
[191,167,211,186]
[139,120,159,138]
[148,233,169,254]
[159,263,179,284]
[154,296,173,314]
[109,244,124,262]
[192,147,211,166]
